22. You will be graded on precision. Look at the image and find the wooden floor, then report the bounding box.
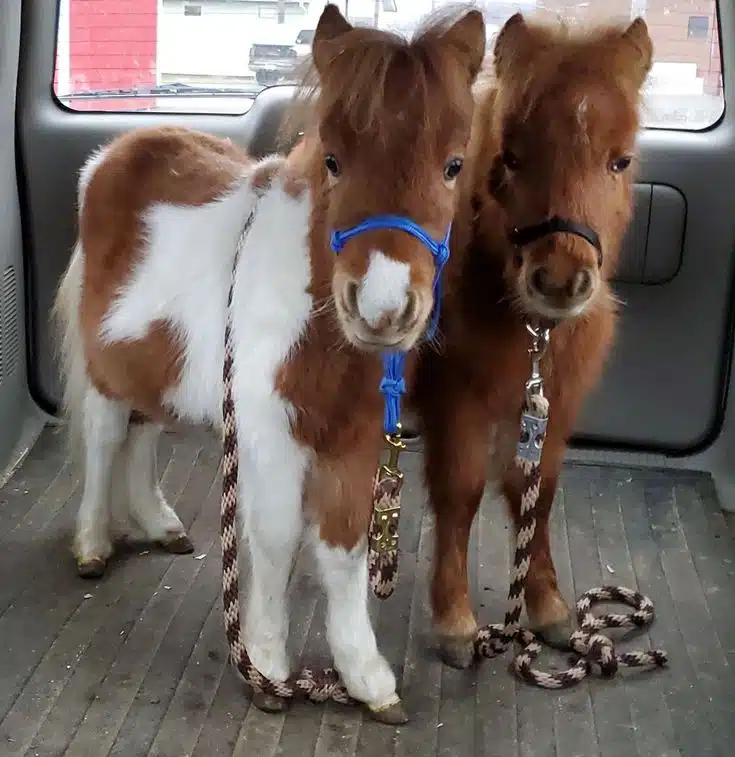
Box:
[1,424,734,757]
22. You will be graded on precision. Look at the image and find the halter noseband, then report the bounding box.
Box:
[509,215,603,268]
[330,214,451,435]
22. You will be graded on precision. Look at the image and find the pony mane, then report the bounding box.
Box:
[279,3,478,150]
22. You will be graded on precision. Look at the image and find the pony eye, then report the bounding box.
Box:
[324,154,341,177]
[444,157,464,182]
[501,148,520,171]
[609,155,633,174]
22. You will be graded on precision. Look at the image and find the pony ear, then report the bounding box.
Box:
[312,4,353,76]
[493,12,529,79]
[617,17,654,90]
[438,9,487,82]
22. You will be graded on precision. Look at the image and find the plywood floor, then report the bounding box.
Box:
[1,424,734,757]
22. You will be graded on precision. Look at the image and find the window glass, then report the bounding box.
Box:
[54,0,724,129]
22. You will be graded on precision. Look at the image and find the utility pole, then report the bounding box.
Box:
[373,0,380,28]
[278,0,286,23]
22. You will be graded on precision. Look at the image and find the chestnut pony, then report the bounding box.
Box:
[410,13,654,668]
[53,4,485,719]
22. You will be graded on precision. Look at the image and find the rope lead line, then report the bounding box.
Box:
[473,331,669,689]
[221,217,352,705]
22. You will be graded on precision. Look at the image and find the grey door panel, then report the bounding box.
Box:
[577,121,735,451]
[644,185,686,284]
[617,184,686,285]
[616,184,651,283]
[0,1,31,469]
[16,0,735,455]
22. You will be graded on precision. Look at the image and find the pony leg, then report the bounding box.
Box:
[239,438,307,711]
[308,456,404,723]
[502,464,572,649]
[313,537,404,721]
[422,391,491,670]
[108,433,146,543]
[125,422,193,553]
[74,386,129,577]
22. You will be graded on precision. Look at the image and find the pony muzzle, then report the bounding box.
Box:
[511,215,602,319]
[333,264,432,352]
[330,215,451,351]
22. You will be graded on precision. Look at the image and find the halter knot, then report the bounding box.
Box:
[433,238,450,267]
[379,375,406,398]
[380,352,407,435]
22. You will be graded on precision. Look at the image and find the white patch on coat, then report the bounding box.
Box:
[99,170,259,424]
[239,436,308,682]
[357,249,410,326]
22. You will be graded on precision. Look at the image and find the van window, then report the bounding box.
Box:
[53,0,724,129]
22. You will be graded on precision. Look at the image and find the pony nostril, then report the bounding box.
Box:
[399,290,418,328]
[570,269,593,299]
[344,281,359,316]
[529,266,547,295]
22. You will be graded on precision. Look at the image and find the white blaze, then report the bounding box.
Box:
[357,249,410,326]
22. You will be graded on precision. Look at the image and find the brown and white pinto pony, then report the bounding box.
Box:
[53,4,486,719]
[410,13,654,668]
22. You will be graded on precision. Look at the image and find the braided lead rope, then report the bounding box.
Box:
[474,390,669,689]
[367,442,404,599]
[220,212,352,706]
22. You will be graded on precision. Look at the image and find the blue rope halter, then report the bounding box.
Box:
[330,214,451,436]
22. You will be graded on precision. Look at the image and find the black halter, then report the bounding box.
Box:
[509,216,603,268]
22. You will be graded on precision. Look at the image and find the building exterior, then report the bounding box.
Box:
[539,0,721,96]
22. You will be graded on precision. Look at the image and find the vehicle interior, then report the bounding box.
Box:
[0,0,732,755]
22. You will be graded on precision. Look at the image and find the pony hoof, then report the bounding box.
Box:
[533,616,575,651]
[159,533,195,554]
[367,696,408,725]
[252,691,291,714]
[76,557,107,579]
[438,635,476,670]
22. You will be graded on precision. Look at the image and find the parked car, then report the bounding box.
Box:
[248,26,314,86]
[248,15,411,87]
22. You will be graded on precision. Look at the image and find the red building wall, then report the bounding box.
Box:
[64,0,158,110]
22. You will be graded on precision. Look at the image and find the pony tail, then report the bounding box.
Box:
[52,240,89,459]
